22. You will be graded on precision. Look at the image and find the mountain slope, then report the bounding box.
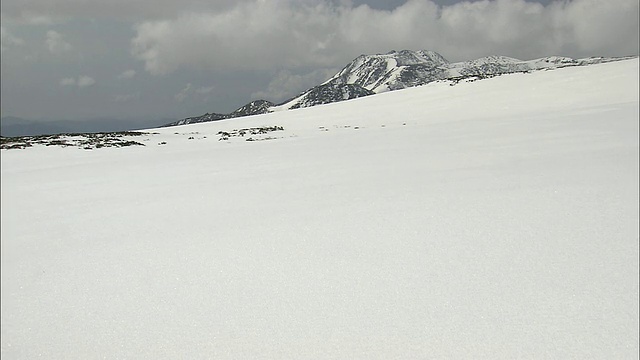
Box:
[280,83,374,110]
[328,49,450,91]
[163,100,274,127]
[168,50,636,126]
[312,50,635,96]
[2,59,638,358]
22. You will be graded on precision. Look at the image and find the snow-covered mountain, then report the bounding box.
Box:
[285,82,374,110]
[2,58,638,359]
[325,50,633,93]
[329,49,450,91]
[165,50,635,127]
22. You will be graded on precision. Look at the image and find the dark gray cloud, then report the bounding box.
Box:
[1,0,638,124]
[0,0,246,23]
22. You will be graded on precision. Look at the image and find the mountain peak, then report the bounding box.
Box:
[164,50,636,128]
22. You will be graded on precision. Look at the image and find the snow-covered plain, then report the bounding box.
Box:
[2,59,638,359]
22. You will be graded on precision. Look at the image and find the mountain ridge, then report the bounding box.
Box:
[163,100,274,127]
[163,50,637,127]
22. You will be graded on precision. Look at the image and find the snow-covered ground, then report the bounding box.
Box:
[2,59,638,359]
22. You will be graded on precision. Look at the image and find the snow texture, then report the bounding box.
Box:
[1,59,639,359]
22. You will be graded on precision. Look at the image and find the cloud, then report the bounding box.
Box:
[0,0,250,23]
[131,1,349,75]
[114,92,140,102]
[174,83,192,102]
[1,26,24,52]
[117,69,136,79]
[131,0,638,77]
[59,75,96,87]
[59,77,76,86]
[46,30,72,54]
[77,76,96,87]
[194,86,214,95]
[174,83,216,101]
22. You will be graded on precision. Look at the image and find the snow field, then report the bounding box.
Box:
[1,59,638,359]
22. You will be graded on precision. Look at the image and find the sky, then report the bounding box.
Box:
[1,0,638,124]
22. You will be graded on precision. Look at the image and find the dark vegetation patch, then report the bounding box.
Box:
[446,70,531,86]
[217,126,284,141]
[1,131,149,150]
[245,137,278,142]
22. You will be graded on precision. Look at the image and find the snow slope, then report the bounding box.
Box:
[1,59,638,359]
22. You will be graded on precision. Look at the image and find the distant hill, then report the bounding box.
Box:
[162,100,274,127]
[0,117,68,137]
[0,116,175,137]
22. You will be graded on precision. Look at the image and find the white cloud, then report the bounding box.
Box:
[174,83,192,102]
[46,30,72,54]
[131,0,639,76]
[77,76,96,87]
[59,76,96,87]
[59,77,76,86]
[21,15,56,25]
[117,69,136,79]
[131,2,347,75]
[174,83,216,101]
[1,26,24,52]
[194,86,214,95]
